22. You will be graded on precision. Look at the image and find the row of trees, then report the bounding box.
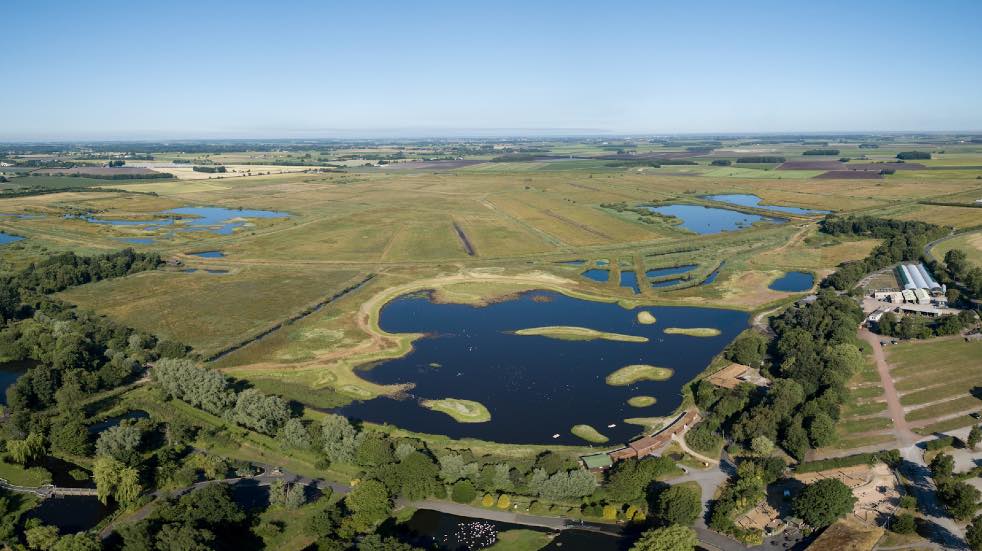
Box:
[152,359,291,437]
[819,216,949,290]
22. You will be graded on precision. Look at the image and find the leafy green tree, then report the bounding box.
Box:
[50,418,92,456]
[438,453,478,483]
[967,514,982,551]
[750,436,774,457]
[806,412,836,447]
[232,388,290,435]
[344,479,392,533]
[655,485,701,526]
[24,518,60,551]
[356,534,422,551]
[50,532,102,551]
[452,480,477,503]
[322,414,358,464]
[93,456,142,506]
[930,453,955,479]
[154,523,215,551]
[278,418,311,449]
[892,512,916,534]
[630,524,697,551]
[95,424,142,464]
[528,468,597,500]
[725,331,767,366]
[792,478,856,527]
[969,425,981,451]
[355,433,394,467]
[939,481,980,520]
[7,432,45,464]
[604,456,676,502]
[270,480,308,509]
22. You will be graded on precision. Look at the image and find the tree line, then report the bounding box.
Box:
[736,156,785,163]
[819,216,949,291]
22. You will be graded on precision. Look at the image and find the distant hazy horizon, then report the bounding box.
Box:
[3,0,980,140]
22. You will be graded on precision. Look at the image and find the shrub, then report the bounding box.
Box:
[925,436,955,451]
[481,494,495,507]
[451,480,477,504]
[892,512,916,534]
[496,494,511,509]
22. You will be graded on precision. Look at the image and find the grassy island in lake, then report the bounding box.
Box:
[663,327,721,337]
[421,398,491,423]
[606,364,673,386]
[513,326,647,342]
[571,424,609,444]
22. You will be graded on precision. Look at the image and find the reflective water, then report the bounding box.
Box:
[704,194,831,215]
[0,232,24,244]
[188,250,224,258]
[619,271,640,294]
[769,271,814,292]
[645,204,786,234]
[336,290,747,444]
[581,269,610,283]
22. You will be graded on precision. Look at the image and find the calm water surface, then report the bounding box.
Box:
[704,194,830,215]
[0,232,24,244]
[336,291,747,444]
[0,359,35,404]
[645,204,786,234]
[619,271,640,294]
[581,269,610,283]
[769,271,814,292]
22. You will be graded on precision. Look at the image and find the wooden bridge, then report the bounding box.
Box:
[0,478,100,499]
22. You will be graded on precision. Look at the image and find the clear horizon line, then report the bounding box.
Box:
[2,128,982,144]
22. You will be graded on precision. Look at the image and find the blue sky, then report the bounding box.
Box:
[2,0,980,139]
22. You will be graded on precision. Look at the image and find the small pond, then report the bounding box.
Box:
[88,410,151,433]
[39,456,94,488]
[651,277,685,288]
[619,271,640,294]
[644,204,786,234]
[704,194,831,215]
[769,271,814,292]
[188,250,225,258]
[26,496,111,534]
[119,237,155,245]
[380,509,628,551]
[581,269,610,283]
[0,359,36,405]
[71,206,289,236]
[701,262,726,286]
[166,206,288,235]
[645,264,697,279]
[0,232,24,245]
[336,290,747,444]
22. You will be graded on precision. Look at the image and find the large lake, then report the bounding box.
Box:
[645,204,786,234]
[336,291,747,445]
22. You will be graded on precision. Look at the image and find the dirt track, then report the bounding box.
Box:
[859,328,918,448]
